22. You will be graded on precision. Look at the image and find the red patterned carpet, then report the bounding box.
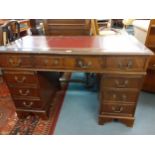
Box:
[0,75,69,135]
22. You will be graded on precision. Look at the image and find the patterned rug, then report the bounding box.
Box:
[0,73,70,135]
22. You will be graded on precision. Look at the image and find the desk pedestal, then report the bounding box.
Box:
[3,70,60,119]
[99,74,144,127]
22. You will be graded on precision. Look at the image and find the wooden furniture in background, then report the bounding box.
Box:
[111,19,123,28]
[18,19,30,36]
[29,19,99,36]
[0,35,152,127]
[142,19,155,92]
[0,20,9,45]
[0,19,30,46]
[29,19,39,35]
[1,20,20,45]
[90,19,99,35]
[97,19,110,29]
[29,19,44,35]
[43,19,98,36]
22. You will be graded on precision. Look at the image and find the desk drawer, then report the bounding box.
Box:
[101,75,143,89]
[105,56,147,71]
[0,54,33,68]
[3,71,38,86]
[34,56,64,69]
[10,87,40,98]
[101,104,135,115]
[14,98,43,109]
[64,56,105,71]
[101,89,138,103]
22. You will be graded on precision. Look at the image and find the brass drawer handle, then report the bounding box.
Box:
[77,59,92,69]
[14,76,26,83]
[118,62,123,68]
[53,59,59,65]
[127,60,133,68]
[22,101,33,108]
[44,59,59,65]
[118,60,133,69]
[115,80,128,88]
[19,89,30,96]
[112,106,123,113]
[44,60,49,64]
[112,94,127,101]
[112,94,116,99]
[9,58,21,67]
[122,94,127,101]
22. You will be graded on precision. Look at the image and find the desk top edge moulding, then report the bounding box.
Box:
[0,35,153,56]
[0,34,153,127]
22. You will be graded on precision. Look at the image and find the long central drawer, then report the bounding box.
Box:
[34,55,105,71]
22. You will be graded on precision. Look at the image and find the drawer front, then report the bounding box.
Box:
[101,89,138,103]
[101,75,143,89]
[3,71,38,86]
[0,54,33,68]
[64,56,105,71]
[14,99,43,109]
[105,56,146,71]
[34,56,64,69]
[101,104,135,115]
[10,87,40,98]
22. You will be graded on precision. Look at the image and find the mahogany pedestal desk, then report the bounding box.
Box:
[0,35,153,127]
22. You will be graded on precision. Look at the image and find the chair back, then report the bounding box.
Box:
[43,19,93,36]
[1,20,20,45]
